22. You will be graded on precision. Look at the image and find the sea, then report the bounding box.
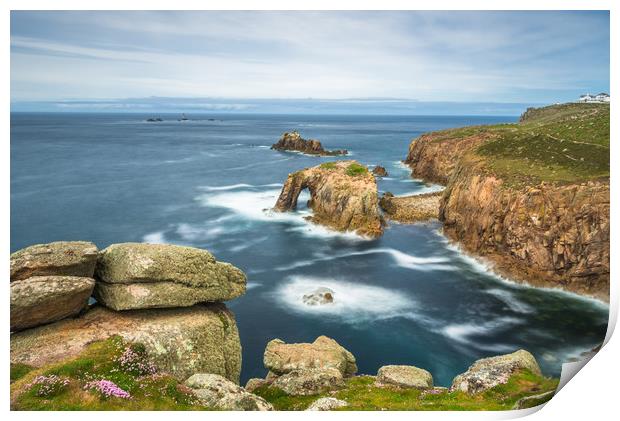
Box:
[10,112,609,386]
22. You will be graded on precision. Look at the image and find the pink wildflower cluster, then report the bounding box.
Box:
[84,379,131,399]
[117,346,157,376]
[26,375,70,397]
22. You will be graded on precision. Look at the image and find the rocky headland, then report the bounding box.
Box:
[271,131,347,156]
[274,160,384,237]
[404,103,610,301]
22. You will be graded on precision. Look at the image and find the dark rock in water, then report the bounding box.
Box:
[10,275,95,332]
[146,118,163,122]
[10,241,98,282]
[302,287,335,306]
[271,131,347,156]
[372,165,388,177]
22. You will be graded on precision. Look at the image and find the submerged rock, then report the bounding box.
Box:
[10,241,98,282]
[375,365,433,389]
[264,336,357,377]
[271,368,344,396]
[274,160,384,237]
[450,350,542,394]
[306,397,348,411]
[372,165,388,177]
[94,243,246,310]
[302,287,335,306]
[185,373,273,411]
[10,275,95,332]
[10,303,242,383]
[271,131,347,156]
[379,191,441,223]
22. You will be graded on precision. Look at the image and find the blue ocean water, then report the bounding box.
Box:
[10,113,608,386]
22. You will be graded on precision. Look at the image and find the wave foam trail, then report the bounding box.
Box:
[485,288,535,314]
[142,231,167,244]
[442,317,524,352]
[199,183,282,191]
[275,276,417,322]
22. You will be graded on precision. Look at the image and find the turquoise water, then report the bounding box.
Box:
[10,112,609,385]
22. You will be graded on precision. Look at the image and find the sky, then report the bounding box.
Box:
[10,11,610,114]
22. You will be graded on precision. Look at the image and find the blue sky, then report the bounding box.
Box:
[10,11,610,113]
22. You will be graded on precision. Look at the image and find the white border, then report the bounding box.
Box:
[2,1,616,420]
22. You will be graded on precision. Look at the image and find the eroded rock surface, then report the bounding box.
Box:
[10,241,98,282]
[185,373,273,411]
[375,365,434,389]
[271,368,344,396]
[10,276,94,332]
[306,397,348,411]
[274,161,384,237]
[264,336,357,377]
[302,287,334,306]
[10,304,242,383]
[450,350,542,394]
[271,131,347,156]
[372,165,388,177]
[94,243,246,310]
[379,192,441,223]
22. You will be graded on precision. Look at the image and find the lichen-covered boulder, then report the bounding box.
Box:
[185,373,273,411]
[264,336,357,377]
[306,397,348,411]
[450,350,542,394]
[245,378,269,393]
[271,368,344,396]
[10,241,98,281]
[10,303,242,383]
[94,243,246,310]
[10,276,94,331]
[375,365,433,389]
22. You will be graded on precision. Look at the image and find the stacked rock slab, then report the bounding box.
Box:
[10,241,98,331]
[94,243,247,310]
[185,373,273,411]
[262,336,357,396]
[450,350,542,394]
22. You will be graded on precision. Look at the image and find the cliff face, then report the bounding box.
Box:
[404,131,493,184]
[440,157,609,300]
[404,104,610,301]
[274,161,383,238]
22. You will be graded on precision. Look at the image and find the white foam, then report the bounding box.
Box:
[274,247,454,272]
[485,288,535,314]
[199,183,283,192]
[228,236,269,253]
[442,317,524,352]
[247,282,262,290]
[175,223,226,241]
[274,275,417,322]
[142,231,167,244]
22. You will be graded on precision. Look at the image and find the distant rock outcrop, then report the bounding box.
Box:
[274,160,384,237]
[271,131,347,156]
[450,350,542,394]
[372,165,388,177]
[94,243,246,310]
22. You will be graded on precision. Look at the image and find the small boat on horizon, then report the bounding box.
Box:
[179,113,189,121]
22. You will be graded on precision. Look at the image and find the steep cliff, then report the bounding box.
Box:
[274,161,384,237]
[405,103,610,301]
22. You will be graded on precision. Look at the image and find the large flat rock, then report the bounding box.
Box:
[10,303,242,383]
[94,243,246,310]
[10,241,98,281]
[10,276,94,332]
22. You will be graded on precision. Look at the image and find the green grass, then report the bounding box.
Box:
[346,162,369,176]
[320,162,338,170]
[426,103,609,187]
[253,370,558,411]
[11,363,34,383]
[11,336,207,411]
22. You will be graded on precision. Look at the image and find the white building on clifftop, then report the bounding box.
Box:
[579,93,610,103]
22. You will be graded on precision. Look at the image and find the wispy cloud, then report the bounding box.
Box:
[10,11,609,104]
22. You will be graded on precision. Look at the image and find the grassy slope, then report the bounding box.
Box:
[254,371,558,411]
[433,103,610,187]
[10,337,206,410]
